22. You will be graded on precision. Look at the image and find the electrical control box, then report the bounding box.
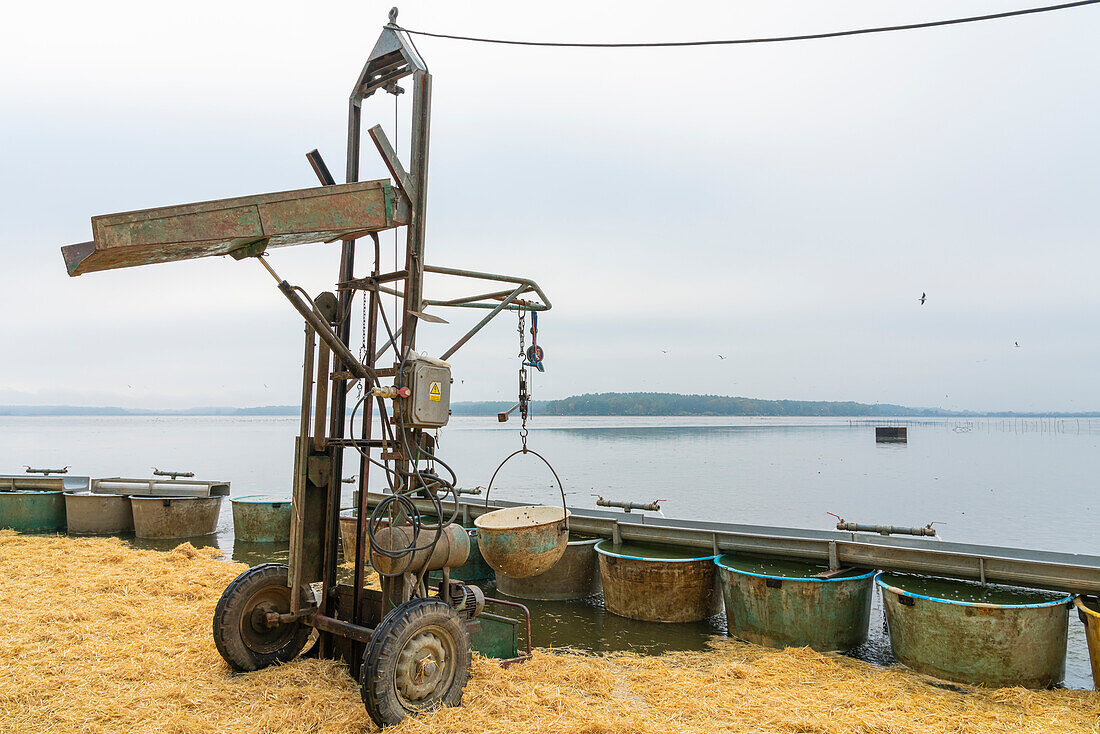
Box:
[397,357,452,429]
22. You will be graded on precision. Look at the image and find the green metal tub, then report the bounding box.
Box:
[0,490,66,532]
[877,572,1072,688]
[717,554,874,652]
[230,495,291,543]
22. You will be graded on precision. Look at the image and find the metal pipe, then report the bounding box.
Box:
[594,496,663,513]
[289,325,315,613]
[313,345,331,453]
[835,522,936,537]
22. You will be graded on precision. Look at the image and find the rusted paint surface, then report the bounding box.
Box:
[64,492,133,535]
[474,506,569,579]
[1074,597,1100,689]
[596,541,721,623]
[0,490,66,532]
[879,573,1071,688]
[130,496,222,539]
[717,556,873,652]
[231,496,291,543]
[62,180,403,276]
[497,536,601,601]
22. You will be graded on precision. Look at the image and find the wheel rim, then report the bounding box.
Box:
[394,624,457,709]
[239,585,297,654]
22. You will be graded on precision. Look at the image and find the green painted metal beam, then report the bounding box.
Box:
[62,179,404,276]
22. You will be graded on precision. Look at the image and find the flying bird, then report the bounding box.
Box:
[919,292,926,305]
[660,349,670,354]
[1014,341,1021,348]
[718,355,726,360]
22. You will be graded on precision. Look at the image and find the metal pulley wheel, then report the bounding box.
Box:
[360,597,471,726]
[212,563,313,671]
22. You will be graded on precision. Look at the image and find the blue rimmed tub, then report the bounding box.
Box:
[876,571,1072,688]
[595,540,721,623]
[717,554,875,652]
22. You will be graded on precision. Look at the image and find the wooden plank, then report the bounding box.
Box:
[62,179,404,276]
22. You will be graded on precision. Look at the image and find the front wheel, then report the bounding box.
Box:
[360,597,472,727]
[212,563,312,671]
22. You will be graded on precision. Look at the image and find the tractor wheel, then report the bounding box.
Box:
[212,563,311,671]
[359,597,471,726]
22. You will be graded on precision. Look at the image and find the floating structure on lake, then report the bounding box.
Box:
[875,426,908,443]
[877,572,1072,688]
[230,495,291,543]
[497,535,601,601]
[717,554,874,652]
[595,540,721,623]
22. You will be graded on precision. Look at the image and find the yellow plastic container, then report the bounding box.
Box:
[1074,597,1100,689]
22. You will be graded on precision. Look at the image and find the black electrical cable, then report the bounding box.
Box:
[395,0,1100,48]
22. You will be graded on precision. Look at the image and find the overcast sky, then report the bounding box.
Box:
[1,0,1098,412]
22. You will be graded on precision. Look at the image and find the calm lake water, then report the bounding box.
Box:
[3,415,1098,687]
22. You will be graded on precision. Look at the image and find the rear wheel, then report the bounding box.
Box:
[212,563,311,671]
[360,597,471,727]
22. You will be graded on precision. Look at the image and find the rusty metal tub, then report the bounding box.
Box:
[877,572,1072,688]
[596,540,721,623]
[64,491,133,535]
[497,535,601,601]
[716,554,874,652]
[130,496,222,539]
[230,495,291,543]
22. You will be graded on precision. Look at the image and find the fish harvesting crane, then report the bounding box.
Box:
[58,9,563,726]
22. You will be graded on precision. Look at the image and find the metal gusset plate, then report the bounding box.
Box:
[61,179,403,276]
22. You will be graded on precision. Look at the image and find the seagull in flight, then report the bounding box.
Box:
[718,355,726,360]
[919,292,926,305]
[660,349,670,354]
[1014,341,1021,348]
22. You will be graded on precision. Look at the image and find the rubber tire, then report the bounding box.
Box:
[212,563,311,672]
[360,597,472,727]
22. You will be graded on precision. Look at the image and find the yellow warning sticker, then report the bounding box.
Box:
[429,381,441,402]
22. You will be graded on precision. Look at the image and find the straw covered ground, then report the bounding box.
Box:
[2,531,1099,733]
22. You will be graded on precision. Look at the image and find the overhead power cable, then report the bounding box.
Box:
[396,0,1100,48]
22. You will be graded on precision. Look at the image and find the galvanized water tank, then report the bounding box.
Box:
[64,491,133,535]
[230,495,291,543]
[130,496,222,539]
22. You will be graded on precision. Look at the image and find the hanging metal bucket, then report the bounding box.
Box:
[474,448,569,579]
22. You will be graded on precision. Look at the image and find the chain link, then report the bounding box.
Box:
[357,290,368,399]
[517,308,526,358]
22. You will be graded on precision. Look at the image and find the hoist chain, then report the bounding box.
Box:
[517,309,529,451]
[357,290,368,399]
